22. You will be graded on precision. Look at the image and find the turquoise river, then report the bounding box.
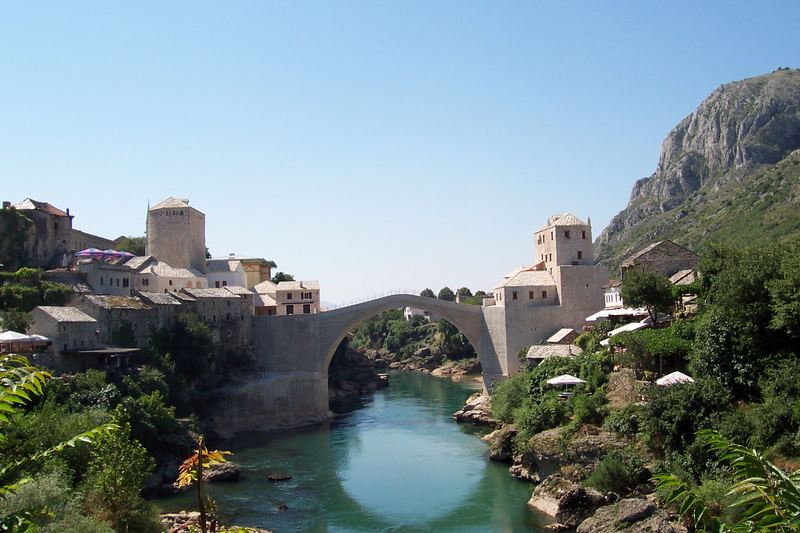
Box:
[159,371,554,532]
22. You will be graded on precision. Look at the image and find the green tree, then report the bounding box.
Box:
[0,355,116,527]
[456,287,473,298]
[769,237,800,340]
[419,288,435,298]
[271,272,295,283]
[115,236,145,256]
[437,287,455,301]
[655,430,800,532]
[620,269,674,323]
[0,309,31,332]
[84,424,157,532]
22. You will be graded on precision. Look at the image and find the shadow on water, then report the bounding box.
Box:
[157,371,554,532]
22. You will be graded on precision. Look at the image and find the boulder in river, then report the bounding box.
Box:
[452,392,497,426]
[528,475,607,530]
[268,473,292,482]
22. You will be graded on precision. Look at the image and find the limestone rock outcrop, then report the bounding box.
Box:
[576,498,688,533]
[528,475,607,530]
[596,68,800,268]
[452,392,497,426]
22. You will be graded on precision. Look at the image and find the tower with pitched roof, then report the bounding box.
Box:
[145,197,206,273]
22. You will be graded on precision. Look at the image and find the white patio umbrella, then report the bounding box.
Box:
[0,331,34,343]
[546,374,586,386]
[656,371,695,386]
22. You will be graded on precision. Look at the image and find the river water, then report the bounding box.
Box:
[159,371,553,532]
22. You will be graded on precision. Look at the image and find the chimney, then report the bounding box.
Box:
[66,208,70,217]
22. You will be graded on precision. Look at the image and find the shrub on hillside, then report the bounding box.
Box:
[585,447,647,495]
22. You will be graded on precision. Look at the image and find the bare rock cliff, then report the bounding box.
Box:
[596,68,800,268]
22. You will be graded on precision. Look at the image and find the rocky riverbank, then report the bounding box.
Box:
[328,341,388,408]
[452,371,687,532]
[366,345,481,381]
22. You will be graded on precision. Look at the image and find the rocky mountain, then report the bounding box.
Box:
[596,68,800,270]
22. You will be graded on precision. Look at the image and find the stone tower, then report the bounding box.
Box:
[146,197,206,273]
[533,213,594,269]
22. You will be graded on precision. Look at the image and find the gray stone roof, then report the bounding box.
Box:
[83,295,150,310]
[255,293,277,306]
[139,261,203,278]
[496,270,556,289]
[137,292,182,306]
[182,288,239,299]
[670,269,698,285]
[546,328,578,343]
[537,213,588,232]
[621,240,698,267]
[123,256,154,270]
[276,280,320,291]
[171,291,196,302]
[223,286,252,296]
[36,306,96,323]
[253,280,278,294]
[206,259,241,273]
[150,197,191,210]
[526,344,583,359]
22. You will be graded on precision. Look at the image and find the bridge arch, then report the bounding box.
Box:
[317,294,502,384]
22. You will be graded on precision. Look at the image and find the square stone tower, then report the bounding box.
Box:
[146,197,206,273]
[534,213,594,269]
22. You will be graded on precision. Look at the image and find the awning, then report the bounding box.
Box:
[585,307,648,322]
[546,374,586,386]
[656,371,695,386]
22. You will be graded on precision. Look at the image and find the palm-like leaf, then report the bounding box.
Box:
[655,430,800,532]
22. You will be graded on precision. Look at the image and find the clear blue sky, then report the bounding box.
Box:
[1,2,798,303]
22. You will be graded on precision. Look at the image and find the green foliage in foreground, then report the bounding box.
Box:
[655,430,800,532]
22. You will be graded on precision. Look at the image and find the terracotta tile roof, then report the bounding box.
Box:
[14,198,70,217]
[35,306,96,323]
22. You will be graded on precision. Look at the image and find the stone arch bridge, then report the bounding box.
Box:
[209,294,515,434]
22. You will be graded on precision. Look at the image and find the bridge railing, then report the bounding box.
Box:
[324,289,423,310]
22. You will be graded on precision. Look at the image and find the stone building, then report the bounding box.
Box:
[146,197,206,273]
[236,257,276,289]
[620,240,699,279]
[483,213,608,375]
[29,306,98,371]
[78,295,154,348]
[77,260,132,296]
[206,256,247,288]
[274,280,320,315]
[2,199,114,269]
[129,257,206,294]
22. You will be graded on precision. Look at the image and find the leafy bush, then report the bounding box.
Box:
[603,404,644,437]
[84,425,160,532]
[644,379,731,455]
[585,447,647,495]
[572,388,607,427]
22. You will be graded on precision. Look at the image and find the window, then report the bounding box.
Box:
[222,280,227,286]
[548,253,552,262]
[286,293,293,300]
[100,276,104,286]
[186,282,192,288]
[302,292,312,299]
[268,309,276,316]
[551,231,554,240]
[582,230,586,239]
[143,278,149,286]
[565,230,570,239]
[542,290,547,299]
[226,313,231,320]
[215,281,220,288]
[286,304,294,315]
[529,291,534,299]
[577,251,583,260]
[169,280,173,286]
[116,278,120,287]
[512,291,518,300]
[303,304,311,314]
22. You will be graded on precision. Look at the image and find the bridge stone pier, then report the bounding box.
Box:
[206,295,510,434]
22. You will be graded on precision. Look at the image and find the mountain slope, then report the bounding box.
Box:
[596,68,800,269]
